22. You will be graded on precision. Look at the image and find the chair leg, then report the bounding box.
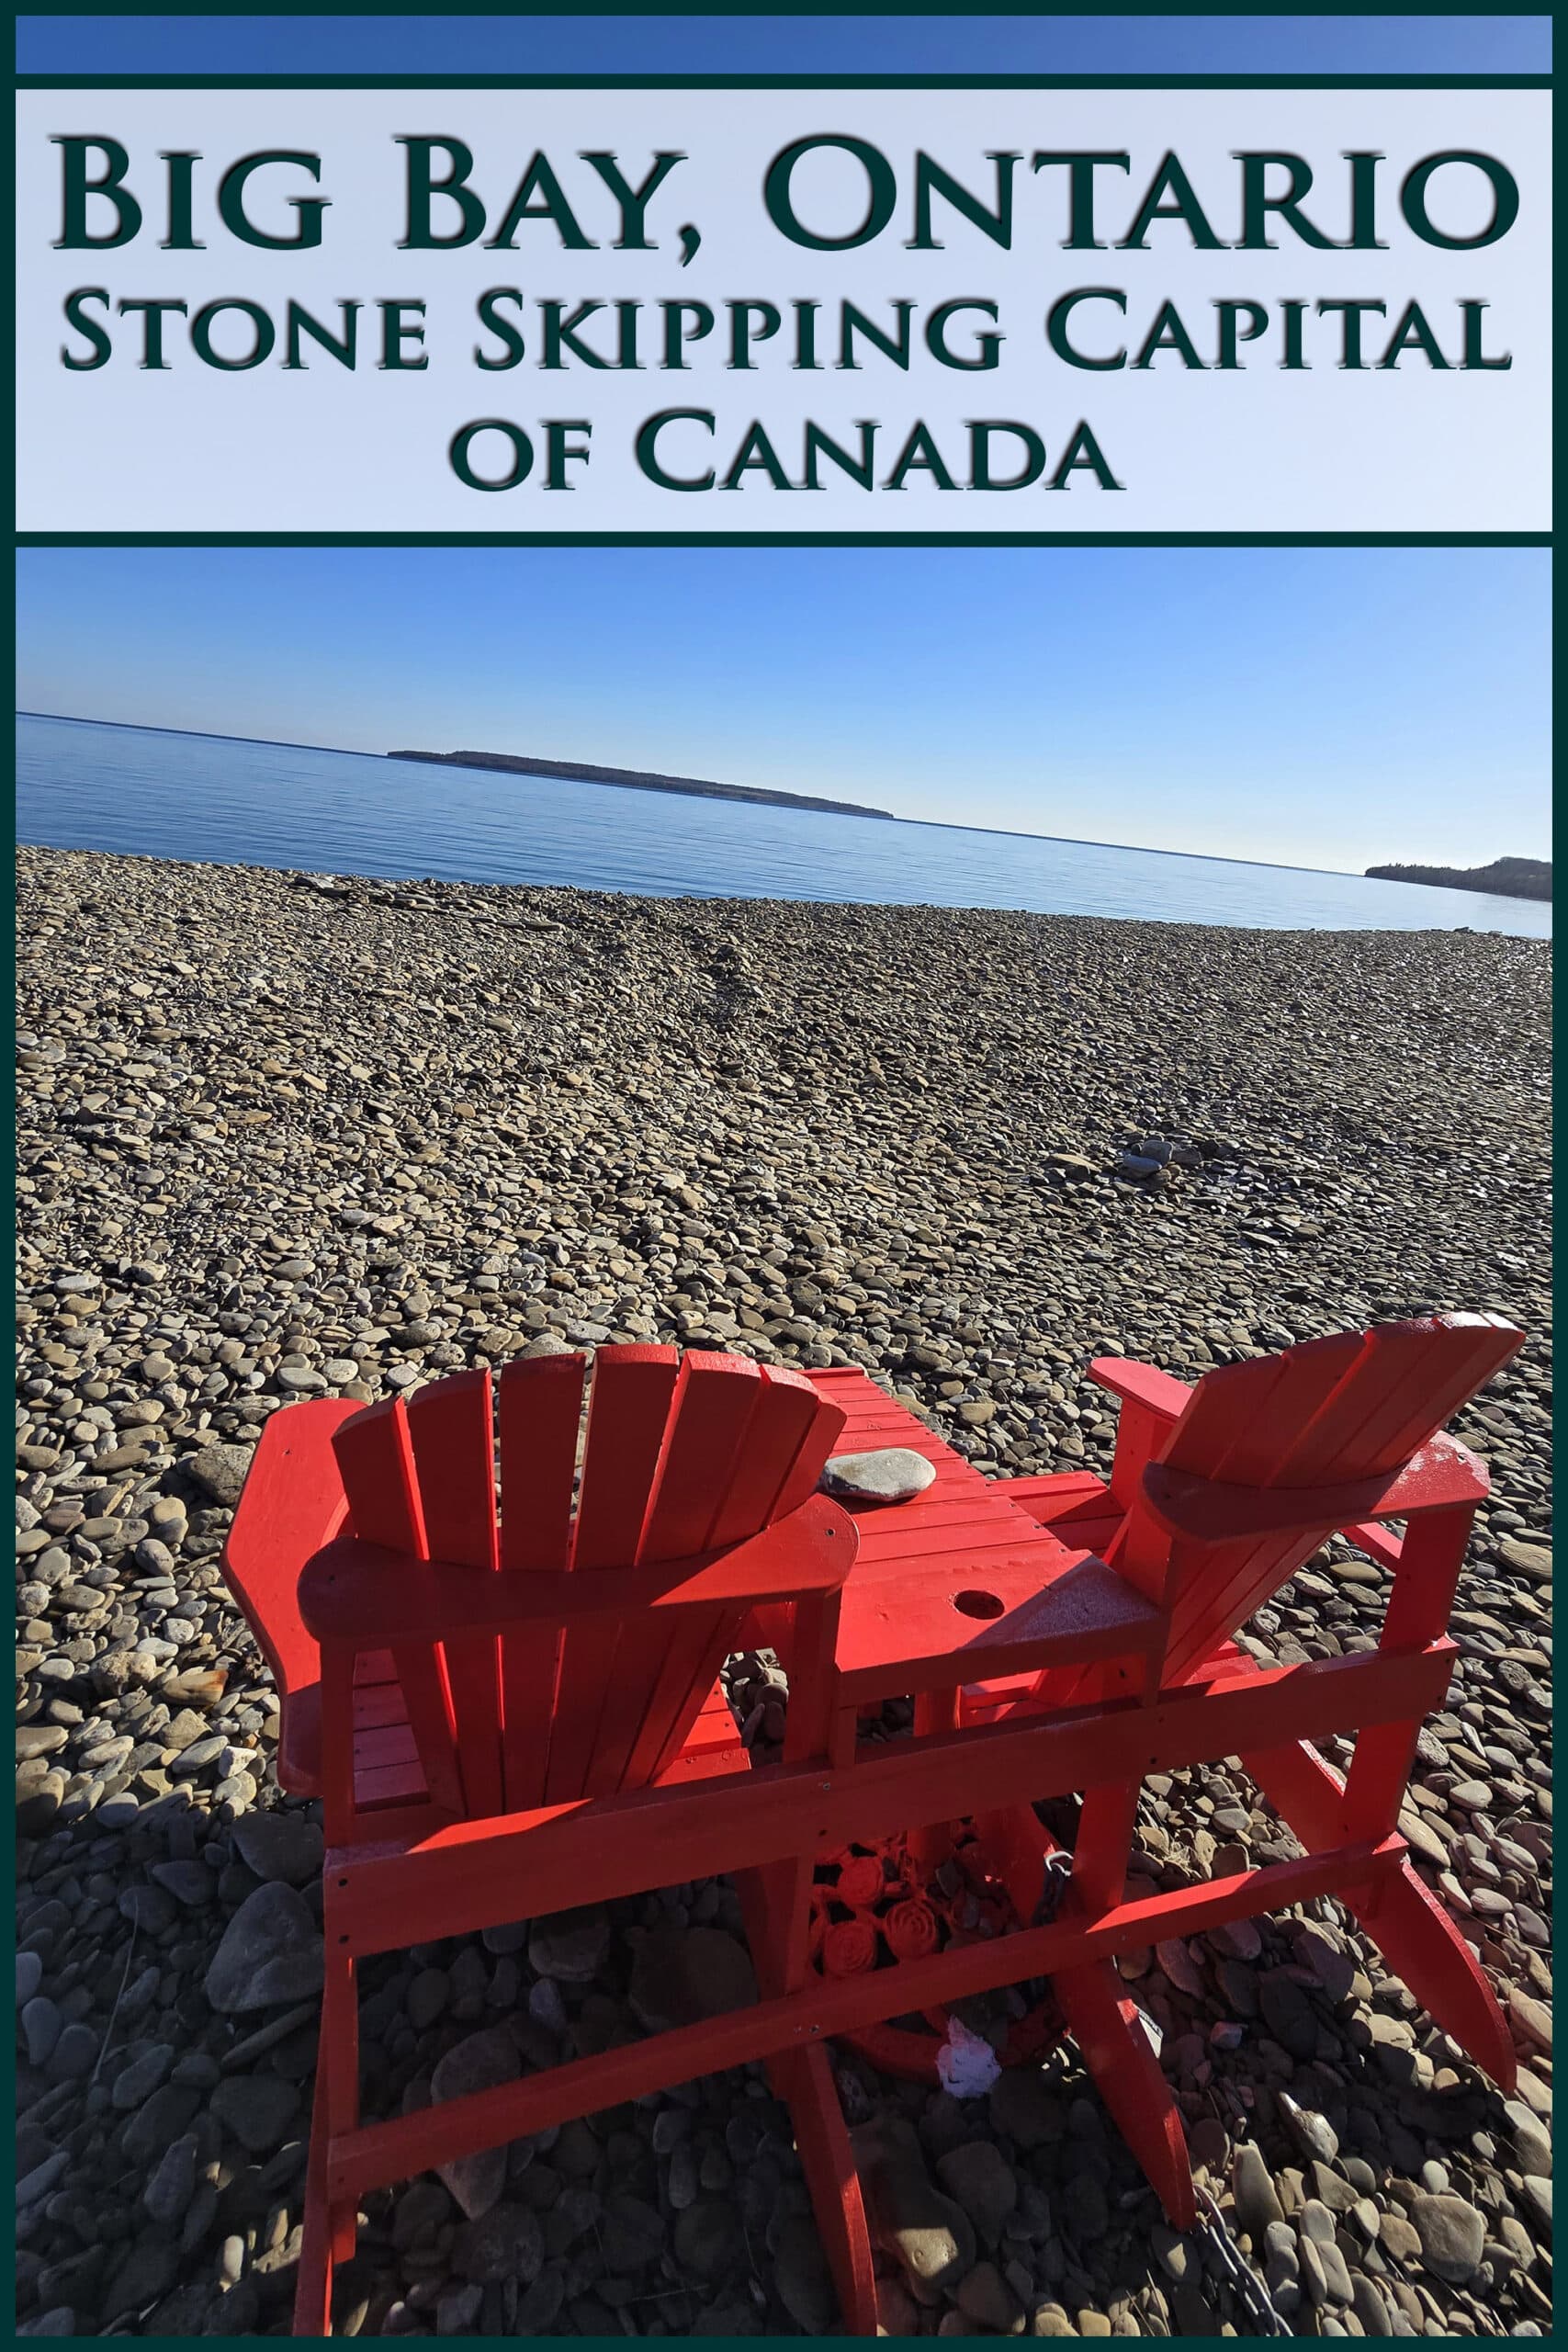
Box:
[1246,1736,1517,2093]
[293,2053,335,2336]
[1355,1862,1519,2095]
[1055,1962,1196,2231]
[738,1859,878,2334]
[965,1794,1192,2230]
[295,1944,362,2335]
[770,2042,879,2335]
[735,1855,815,2005]
[1069,1780,1140,1915]
[908,1690,960,1875]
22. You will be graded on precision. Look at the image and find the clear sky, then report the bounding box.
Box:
[13,14,1553,74]
[16,545,1550,872]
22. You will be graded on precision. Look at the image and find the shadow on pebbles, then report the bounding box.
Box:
[15,848,1553,2335]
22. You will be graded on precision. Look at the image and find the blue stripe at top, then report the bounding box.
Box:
[15,15,1557,80]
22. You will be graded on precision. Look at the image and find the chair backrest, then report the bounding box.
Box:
[1117,1313,1523,1686]
[330,1345,847,1819]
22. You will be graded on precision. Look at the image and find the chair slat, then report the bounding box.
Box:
[354,1682,411,1731]
[546,1348,682,1802]
[219,1396,361,1714]
[499,1353,586,1572]
[333,1396,427,1553]
[582,1356,766,1798]
[353,1758,429,1810]
[616,1605,738,1792]
[497,1351,588,1810]
[332,1399,465,1816]
[649,1607,752,1781]
[1161,1532,1323,1687]
[640,1353,764,1561]
[407,1371,503,1819]
[769,1392,851,1522]
[409,1369,500,1570]
[706,1367,840,1548]
[570,1346,682,1569]
[354,1723,421,1772]
[1263,1326,1439,1487]
[663,1373,847,1796]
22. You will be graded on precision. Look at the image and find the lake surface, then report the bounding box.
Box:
[15,713,1552,938]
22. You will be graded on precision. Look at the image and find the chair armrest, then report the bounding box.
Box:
[219,1397,361,1701]
[1142,1433,1488,1545]
[1087,1357,1194,1422]
[299,1493,856,1646]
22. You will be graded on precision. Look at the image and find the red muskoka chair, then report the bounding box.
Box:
[222,1346,856,2330]
[221,1316,1524,2335]
[944,1312,1527,2212]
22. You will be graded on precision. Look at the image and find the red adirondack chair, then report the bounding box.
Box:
[951,1312,1527,2197]
[222,1346,860,2333]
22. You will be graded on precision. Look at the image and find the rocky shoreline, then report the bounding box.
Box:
[16,845,1553,2336]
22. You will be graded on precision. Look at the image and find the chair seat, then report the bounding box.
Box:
[278,1658,748,1811]
[277,1647,424,1807]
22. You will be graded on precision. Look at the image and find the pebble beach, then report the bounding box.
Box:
[15,843,1554,2337]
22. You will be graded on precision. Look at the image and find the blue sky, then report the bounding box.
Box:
[16,546,1550,871]
[14,15,1553,74]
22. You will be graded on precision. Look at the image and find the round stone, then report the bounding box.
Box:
[629,1926,758,2032]
[1412,2192,1486,2283]
[819,1449,938,1505]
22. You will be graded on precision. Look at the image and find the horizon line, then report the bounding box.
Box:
[17,703,1407,884]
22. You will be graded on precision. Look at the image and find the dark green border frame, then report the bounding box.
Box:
[14,66,1552,546]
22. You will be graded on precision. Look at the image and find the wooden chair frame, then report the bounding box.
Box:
[220,1328,1523,2336]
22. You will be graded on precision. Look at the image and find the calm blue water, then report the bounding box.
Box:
[15,713,1552,938]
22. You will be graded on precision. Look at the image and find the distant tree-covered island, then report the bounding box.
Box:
[388,747,893,821]
[1366,856,1551,904]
